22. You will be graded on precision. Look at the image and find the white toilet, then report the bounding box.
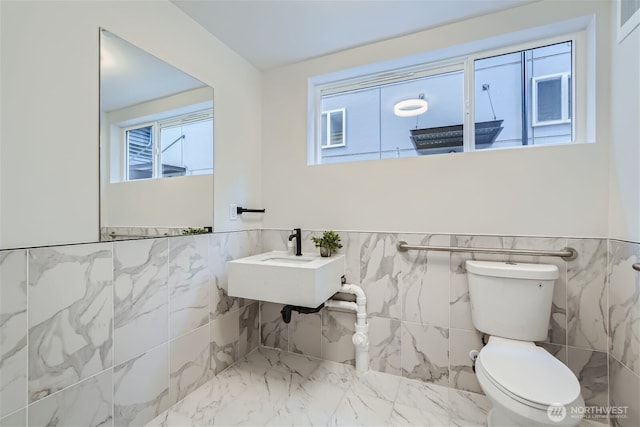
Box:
[466,260,584,427]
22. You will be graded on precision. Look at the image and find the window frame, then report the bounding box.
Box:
[320,108,346,149]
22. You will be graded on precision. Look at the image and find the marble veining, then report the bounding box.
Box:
[608,240,640,376]
[28,244,113,403]
[609,354,640,427]
[169,235,210,340]
[260,301,288,352]
[237,303,260,359]
[401,322,449,386]
[170,324,212,406]
[567,239,608,351]
[290,311,322,358]
[321,309,356,365]
[209,231,260,322]
[28,369,112,427]
[400,234,451,328]
[114,344,170,427]
[360,233,402,320]
[209,310,239,375]
[366,316,401,375]
[113,238,168,365]
[567,347,608,411]
[449,328,483,393]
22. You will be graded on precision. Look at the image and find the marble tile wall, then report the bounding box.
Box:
[0,230,261,427]
[260,230,613,424]
[608,239,640,427]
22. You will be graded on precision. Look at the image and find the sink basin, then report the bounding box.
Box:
[227,251,345,308]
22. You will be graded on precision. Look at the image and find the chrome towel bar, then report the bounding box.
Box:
[396,241,578,261]
[633,263,640,272]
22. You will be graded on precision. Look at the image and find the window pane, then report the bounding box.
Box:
[320,88,379,163]
[160,119,213,177]
[381,70,464,157]
[329,111,344,146]
[537,78,562,122]
[474,51,524,149]
[318,70,464,164]
[127,125,153,180]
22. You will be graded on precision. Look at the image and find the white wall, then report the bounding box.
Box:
[106,174,213,228]
[0,0,262,249]
[608,2,640,243]
[262,0,611,238]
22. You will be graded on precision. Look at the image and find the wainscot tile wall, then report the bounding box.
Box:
[0,231,261,427]
[1,229,638,427]
[261,230,640,426]
[608,240,640,427]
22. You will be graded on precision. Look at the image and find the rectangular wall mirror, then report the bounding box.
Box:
[99,29,214,240]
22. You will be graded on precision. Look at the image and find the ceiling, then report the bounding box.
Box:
[101,29,206,112]
[171,0,537,70]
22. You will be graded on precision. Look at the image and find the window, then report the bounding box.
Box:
[309,29,587,165]
[124,109,213,181]
[126,124,154,180]
[321,109,346,148]
[532,73,571,126]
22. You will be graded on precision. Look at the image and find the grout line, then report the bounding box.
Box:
[166,237,172,410]
[28,365,114,409]
[606,238,611,410]
[110,241,115,426]
[24,249,29,426]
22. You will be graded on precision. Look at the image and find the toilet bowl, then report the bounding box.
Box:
[475,337,584,427]
[465,260,584,427]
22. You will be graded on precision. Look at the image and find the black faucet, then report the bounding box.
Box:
[288,228,302,256]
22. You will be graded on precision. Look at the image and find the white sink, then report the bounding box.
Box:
[227,251,345,308]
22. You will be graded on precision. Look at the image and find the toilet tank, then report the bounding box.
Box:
[466,260,559,342]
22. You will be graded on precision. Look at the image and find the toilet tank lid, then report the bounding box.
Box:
[466,260,559,280]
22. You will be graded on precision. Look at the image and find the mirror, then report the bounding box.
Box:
[99,29,214,241]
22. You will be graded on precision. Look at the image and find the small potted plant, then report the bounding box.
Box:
[311,230,343,257]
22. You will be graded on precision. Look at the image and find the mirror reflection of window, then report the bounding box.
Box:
[123,110,214,181]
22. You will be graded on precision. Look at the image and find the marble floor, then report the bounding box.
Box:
[147,347,607,427]
[147,347,491,426]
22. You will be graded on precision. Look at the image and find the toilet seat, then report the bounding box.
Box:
[477,337,581,409]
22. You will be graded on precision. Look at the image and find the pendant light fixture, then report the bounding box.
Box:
[394,93,428,117]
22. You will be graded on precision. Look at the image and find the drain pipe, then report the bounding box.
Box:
[280,281,369,372]
[325,283,369,373]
